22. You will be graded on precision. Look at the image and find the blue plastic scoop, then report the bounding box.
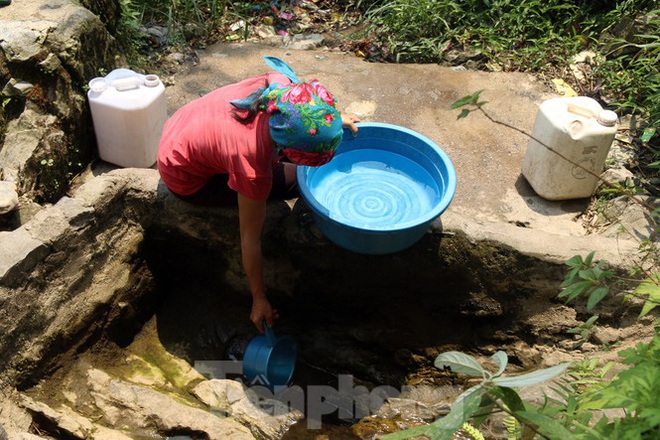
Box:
[243,323,297,389]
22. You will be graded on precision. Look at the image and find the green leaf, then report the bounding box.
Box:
[584,315,599,327]
[456,108,471,119]
[584,251,596,266]
[450,90,483,109]
[558,280,593,301]
[451,95,476,109]
[560,266,581,287]
[491,386,527,412]
[467,90,484,104]
[490,351,508,377]
[640,301,658,318]
[587,286,609,311]
[513,410,576,438]
[579,268,598,282]
[435,351,487,377]
[379,424,430,440]
[565,255,584,268]
[492,363,571,388]
[635,275,660,318]
[381,386,486,440]
[425,386,485,439]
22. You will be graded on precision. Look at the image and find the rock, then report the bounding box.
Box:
[183,22,206,40]
[87,369,255,439]
[602,195,656,240]
[123,317,208,390]
[543,349,581,366]
[0,109,58,183]
[284,33,325,50]
[344,100,377,119]
[572,50,601,64]
[1,0,120,203]
[89,425,134,440]
[599,167,636,189]
[1,79,34,97]
[141,25,168,48]
[0,164,650,439]
[608,139,639,168]
[0,181,19,214]
[0,390,33,436]
[0,226,48,281]
[193,379,304,439]
[443,49,485,67]
[569,51,604,82]
[253,25,279,41]
[351,384,459,437]
[20,395,95,438]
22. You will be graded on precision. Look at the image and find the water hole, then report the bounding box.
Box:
[13,215,639,439]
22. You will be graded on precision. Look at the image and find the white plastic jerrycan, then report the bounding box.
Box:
[522,96,617,201]
[87,69,167,168]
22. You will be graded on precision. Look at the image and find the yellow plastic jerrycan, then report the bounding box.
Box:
[522,96,617,201]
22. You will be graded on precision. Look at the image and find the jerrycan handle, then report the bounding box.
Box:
[566,103,596,119]
[112,76,141,92]
[263,321,277,346]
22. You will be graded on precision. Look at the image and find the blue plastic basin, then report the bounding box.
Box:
[297,122,456,254]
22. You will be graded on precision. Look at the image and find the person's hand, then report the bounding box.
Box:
[341,113,360,135]
[250,296,278,332]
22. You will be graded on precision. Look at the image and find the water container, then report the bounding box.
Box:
[87,69,167,168]
[521,96,617,201]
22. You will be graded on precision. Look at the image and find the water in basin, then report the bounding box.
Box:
[306,149,442,230]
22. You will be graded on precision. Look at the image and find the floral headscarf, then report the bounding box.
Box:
[231,57,343,167]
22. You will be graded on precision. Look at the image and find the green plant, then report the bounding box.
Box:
[560,252,613,311]
[558,251,660,320]
[577,331,660,438]
[630,273,660,318]
[131,0,233,46]
[381,351,572,440]
[382,329,660,439]
[116,0,148,64]
[455,422,485,440]
[567,357,615,394]
[567,315,599,348]
[502,415,521,439]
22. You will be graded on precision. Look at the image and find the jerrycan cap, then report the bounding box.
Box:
[598,110,617,127]
[88,77,108,93]
[144,74,161,87]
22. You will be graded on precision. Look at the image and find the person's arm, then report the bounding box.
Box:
[238,193,276,332]
[341,113,360,134]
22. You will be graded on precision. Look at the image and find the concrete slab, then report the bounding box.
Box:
[161,42,639,263]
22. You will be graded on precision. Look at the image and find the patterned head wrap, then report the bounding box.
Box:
[231,57,343,167]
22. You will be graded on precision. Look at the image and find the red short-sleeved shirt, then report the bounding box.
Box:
[157,72,291,200]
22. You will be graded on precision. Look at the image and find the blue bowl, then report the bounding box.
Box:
[297,122,456,255]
